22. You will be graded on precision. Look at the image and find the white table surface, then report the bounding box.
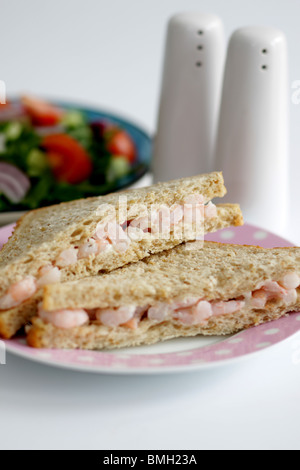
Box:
[1,0,300,451]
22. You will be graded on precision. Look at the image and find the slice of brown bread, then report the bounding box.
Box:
[0,204,242,338]
[26,241,300,350]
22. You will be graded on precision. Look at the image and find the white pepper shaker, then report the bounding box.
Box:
[153,12,225,182]
[214,27,289,233]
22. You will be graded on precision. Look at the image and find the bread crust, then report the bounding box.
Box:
[0,297,39,339]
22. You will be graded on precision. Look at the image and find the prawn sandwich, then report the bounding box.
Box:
[0,172,243,338]
[27,241,300,350]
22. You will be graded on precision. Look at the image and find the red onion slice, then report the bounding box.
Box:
[0,162,30,203]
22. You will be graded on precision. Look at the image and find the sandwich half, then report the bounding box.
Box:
[0,172,243,338]
[27,241,300,350]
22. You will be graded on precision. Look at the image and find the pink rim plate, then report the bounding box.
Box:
[1,223,300,374]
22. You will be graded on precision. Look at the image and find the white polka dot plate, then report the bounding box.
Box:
[1,223,300,374]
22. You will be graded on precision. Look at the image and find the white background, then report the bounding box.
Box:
[0,0,300,450]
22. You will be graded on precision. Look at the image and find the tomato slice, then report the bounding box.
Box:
[21,95,64,126]
[42,134,93,184]
[106,129,136,163]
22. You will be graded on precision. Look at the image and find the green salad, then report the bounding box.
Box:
[0,96,139,211]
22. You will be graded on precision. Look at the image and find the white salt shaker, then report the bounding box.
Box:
[153,12,225,182]
[214,27,289,234]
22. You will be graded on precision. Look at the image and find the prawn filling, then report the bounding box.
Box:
[0,196,217,311]
[0,266,61,310]
[55,196,217,267]
[37,273,300,330]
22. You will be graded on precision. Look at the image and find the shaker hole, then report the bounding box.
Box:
[198,30,204,35]
[262,48,268,54]
[196,61,202,67]
[261,65,268,70]
[197,45,203,50]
